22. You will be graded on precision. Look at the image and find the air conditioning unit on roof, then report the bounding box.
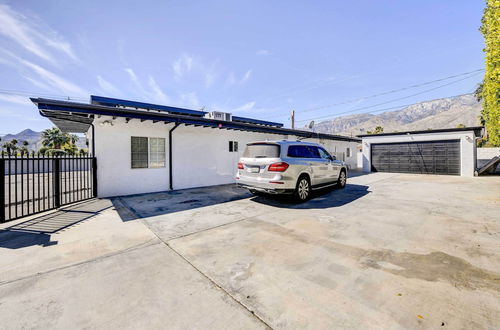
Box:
[204,111,232,121]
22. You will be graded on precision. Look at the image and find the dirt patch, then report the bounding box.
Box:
[247,219,500,292]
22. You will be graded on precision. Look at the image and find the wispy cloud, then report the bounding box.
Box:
[20,59,86,96]
[179,92,200,108]
[226,69,252,85]
[124,68,140,86]
[172,54,221,89]
[97,75,121,95]
[124,68,170,103]
[233,101,256,112]
[0,94,33,106]
[22,75,52,90]
[0,49,86,96]
[0,4,78,64]
[172,54,194,79]
[205,72,216,88]
[241,69,252,84]
[256,49,271,56]
[148,75,169,103]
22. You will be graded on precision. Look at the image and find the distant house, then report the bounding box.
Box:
[31,95,360,197]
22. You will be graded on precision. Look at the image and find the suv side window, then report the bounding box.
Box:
[317,147,332,160]
[307,146,321,158]
[287,145,321,158]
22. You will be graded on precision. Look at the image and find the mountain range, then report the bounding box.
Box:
[311,94,482,137]
[0,129,87,151]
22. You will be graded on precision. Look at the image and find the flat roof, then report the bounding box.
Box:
[357,126,484,138]
[90,95,284,128]
[31,97,360,143]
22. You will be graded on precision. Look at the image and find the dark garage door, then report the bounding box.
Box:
[371,140,461,175]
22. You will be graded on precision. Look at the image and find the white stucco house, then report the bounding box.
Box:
[358,127,484,177]
[32,95,361,197]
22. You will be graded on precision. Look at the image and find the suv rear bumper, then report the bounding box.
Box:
[237,183,294,194]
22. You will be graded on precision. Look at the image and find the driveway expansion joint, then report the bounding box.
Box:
[0,238,160,286]
[139,215,273,329]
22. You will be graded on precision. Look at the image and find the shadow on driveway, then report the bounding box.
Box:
[112,184,253,222]
[0,199,112,249]
[112,182,370,222]
[250,183,370,209]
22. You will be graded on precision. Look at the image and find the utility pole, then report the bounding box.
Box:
[290,110,295,129]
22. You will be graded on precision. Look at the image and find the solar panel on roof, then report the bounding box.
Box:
[90,95,207,117]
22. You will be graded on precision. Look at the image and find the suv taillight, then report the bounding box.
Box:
[238,162,244,169]
[268,162,289,172]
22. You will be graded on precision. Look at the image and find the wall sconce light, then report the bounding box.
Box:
[100,120,114,127]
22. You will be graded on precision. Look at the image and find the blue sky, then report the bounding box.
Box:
[0,0,486,134]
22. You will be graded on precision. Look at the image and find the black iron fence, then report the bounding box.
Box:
[1,154,97,223]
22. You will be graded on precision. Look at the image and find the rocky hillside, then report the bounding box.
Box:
[313,94,482,136]
[1,129,87,151]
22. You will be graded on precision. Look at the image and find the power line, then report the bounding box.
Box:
[295,90,476,126]
[294,72,482,124]
[0,89,88,101]
[292,91,477,130]
[262,68,484,120]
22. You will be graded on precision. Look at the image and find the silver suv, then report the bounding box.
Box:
[236,140,347,201]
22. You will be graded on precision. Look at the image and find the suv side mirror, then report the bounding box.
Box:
[330,155,336,161]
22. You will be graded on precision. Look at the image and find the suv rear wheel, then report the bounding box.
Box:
[294,175,311,202]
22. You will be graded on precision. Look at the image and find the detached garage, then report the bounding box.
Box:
[359,127,484,177]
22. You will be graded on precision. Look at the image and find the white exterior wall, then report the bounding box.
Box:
[361,131,477,177]
[91,116,359,197]
[172,125,287,190]
[313,138,358,169]
[93,118,173,197]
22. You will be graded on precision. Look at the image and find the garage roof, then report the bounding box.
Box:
[357,126,484,138]
[31,97,361,142]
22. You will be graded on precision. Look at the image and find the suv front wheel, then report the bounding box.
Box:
[294,176,311,202]
[337,170,346,189]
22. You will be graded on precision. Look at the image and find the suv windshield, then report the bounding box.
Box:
[242,143,280,158]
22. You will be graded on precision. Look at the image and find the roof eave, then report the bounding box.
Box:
[357,126,485,138]
[31,98,361,142]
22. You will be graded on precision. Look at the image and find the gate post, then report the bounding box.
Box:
[0,158,5,223]
[53,157,61,208]
[92,157,98,198]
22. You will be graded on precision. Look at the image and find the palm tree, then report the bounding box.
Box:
[3,139,18,155]
[69,134,79,145]
[42,128,70,150]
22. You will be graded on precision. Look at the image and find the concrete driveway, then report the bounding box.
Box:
[0,172,499,329]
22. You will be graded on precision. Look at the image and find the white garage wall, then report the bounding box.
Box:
[361,131,477,177]
[92,117,360,197]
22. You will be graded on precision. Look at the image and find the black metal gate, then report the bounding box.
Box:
[1,155,97,223]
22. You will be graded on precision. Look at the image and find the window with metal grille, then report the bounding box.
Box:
[346,147,352,158]
[131,137,166,168]
[149,138,166,168]
[131,137,148,168]
[229,141,238,152]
